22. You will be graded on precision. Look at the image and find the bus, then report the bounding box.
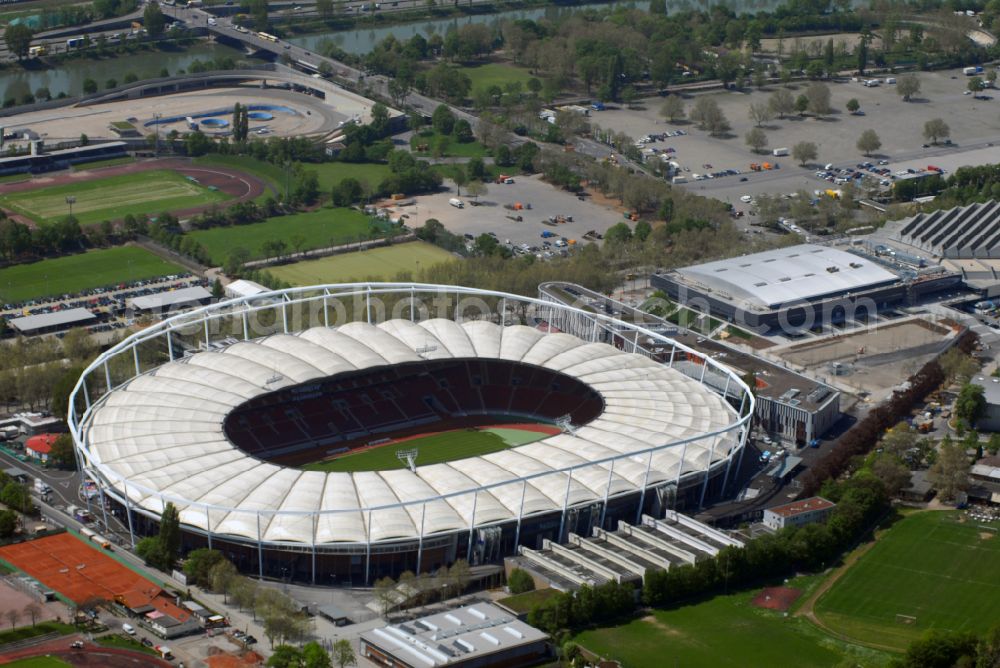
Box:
[66,37,84,49]
[257,32,278,43]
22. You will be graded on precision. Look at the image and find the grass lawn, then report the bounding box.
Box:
[0,246,183,303]
[0,621,76,646]
[96,634,160,655]
[70,156,135,172]
[269,241,456,284]
[498,588,561,614]
[411,132,490,159]
[0,170,228,226]
[309,162,392,188]
[194,154,286,190]
[815,511,1000,651]
[4,658,72,668]
[463,62,535,93]
[574,588,875,668]
[188,208,374,264]
[302,428,511,472]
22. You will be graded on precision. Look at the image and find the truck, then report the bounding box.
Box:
[964,66,978,75]
[540,230,556,238]
[66,37,84,49]
[671,175,687,184]
[33,478,51,495]
[448,198,464,209]
[67,506,93,523]
[28,46,46,57]
[772,147,789,157]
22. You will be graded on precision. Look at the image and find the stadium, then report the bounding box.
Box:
[68,284,753,585]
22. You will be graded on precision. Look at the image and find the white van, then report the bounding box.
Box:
[122,623,135,635]
[448,198,464,209]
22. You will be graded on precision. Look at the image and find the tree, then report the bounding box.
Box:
[22,603,41,627]
[929,436,971,501]
[857,129,881,156]
[465,180,487,201]
[157,502,181,571]
[0,509,16,538]
[316,0,334,19]
[897,74,920,101]
[4,24,33,60]
[768,88,795,119]
[794,94,809,116]
[267,645,303,668]
[331,639,356,668]
[846,98,860,114]
[184,548,225,587]
[431,104,455,135]
[806,82,832,116]
[508,568,535,594]
[748,102,773,127]
[689,98,730,136]
[898,629,978,668]
[923,118,951,145]
[209,559,238,603]
[605,222,633,244]
[969,76,984,97]
[48,433,76,469]
[143,2,166,38]
[660,96,685,123]
[303,641,332,668]
[871,455,911,496]
[745,127,768,153]
[452,168,467,197]
[792,141,818,166]
[373,576,396,617]
[955,383,986,426]
[5,609,19,631]
[82,79,98,94]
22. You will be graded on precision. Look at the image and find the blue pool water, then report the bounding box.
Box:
[201,118,229,128]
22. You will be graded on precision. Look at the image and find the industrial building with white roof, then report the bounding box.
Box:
[652,244,907,333]
[70,284,752,583]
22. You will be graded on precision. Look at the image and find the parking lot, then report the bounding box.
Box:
[589,65,1000,206]
[402,173,627,253]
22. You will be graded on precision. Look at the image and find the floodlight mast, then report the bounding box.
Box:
[397,448,418,472]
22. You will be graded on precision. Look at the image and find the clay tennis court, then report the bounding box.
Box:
[751,586,803,612]
[0,533,158,605]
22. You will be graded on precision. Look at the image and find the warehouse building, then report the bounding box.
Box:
[651,245,906,334]
[763,497,836,531]
[360,603,549,668]
[9,308,96,336]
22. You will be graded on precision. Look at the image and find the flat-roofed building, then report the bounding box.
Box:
[652,244,905,333]
[129,286,211,313]
[763,496,836,531]
[9,308,96,335]
[360,603,549,668]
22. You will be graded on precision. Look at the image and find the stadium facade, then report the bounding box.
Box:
[69,284,753,584]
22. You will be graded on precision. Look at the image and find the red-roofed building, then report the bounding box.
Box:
[25,433,59,463]
[763,496,836,530]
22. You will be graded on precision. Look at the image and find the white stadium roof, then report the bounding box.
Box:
[675,244,898,309]
[82,319,737,545]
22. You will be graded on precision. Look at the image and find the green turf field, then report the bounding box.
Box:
[188,208,374,264]
[4,657,72,668]
[310,162,392,188]
[268,241,456,284]
[574,586,878,668]
[411,132,489,158]
[0,170,229,226]
[815,511,1000,650]
[464,62,535,93]
[302,428,512,472]
[0,247,183,303]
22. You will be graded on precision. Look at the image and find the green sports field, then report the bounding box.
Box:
[815,511,1000,650]
[0,247,183,303]
[464,62,535,93]
[188,208,374,264]
[303,428,513,472]
[268,241,457,284]
[0,170,229,226]
[574,585,875,668]
[4,658,72,668]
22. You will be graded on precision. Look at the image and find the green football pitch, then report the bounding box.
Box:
[0,246,184,303]
[301,427,549,472]
[815,510,1000,650]
[0,170,229,226]
[268,241,456,284]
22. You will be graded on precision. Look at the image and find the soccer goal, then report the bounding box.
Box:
[396,448,418,472]
[895,614,918,626]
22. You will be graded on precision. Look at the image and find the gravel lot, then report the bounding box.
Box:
[590,65,1000,205]
[404,174,626,250]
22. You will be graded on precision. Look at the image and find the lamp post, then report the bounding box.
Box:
[65,196,76,219]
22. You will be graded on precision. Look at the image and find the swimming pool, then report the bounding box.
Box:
[144,105,298,127]
[201,118,229,128]
[248,111,273,121]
